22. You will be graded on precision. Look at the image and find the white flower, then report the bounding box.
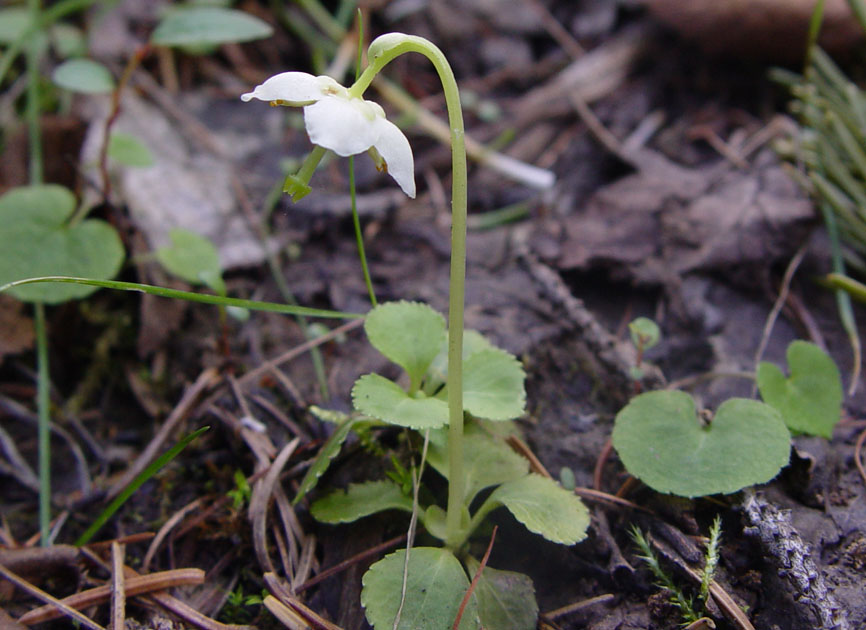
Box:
[242,72,415,198]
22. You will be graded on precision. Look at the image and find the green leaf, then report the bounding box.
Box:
[361,547,480,630]
[464,558,537,630]
[0,8,31,44]
[310,480,413,524]
[293,414,358,505]
[486,474,589,545]
[155,228,225,295]
[107,132,154,167]
[49,24,86,58]
[52,58,115,94]
[352,373,449,429]
[629,316,660,350]
[757,341,843,438]
[461,348,526,421]
[151,7,273,47]
[0,185,124,304]
[426,429,528,504]
[612,391,791,497]
[426,329,495,390]
[365,301,446,389]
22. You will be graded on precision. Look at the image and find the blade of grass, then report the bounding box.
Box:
[75,426,210,546]
[0,276,364,319]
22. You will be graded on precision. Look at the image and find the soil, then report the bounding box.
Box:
[1,1,865,629]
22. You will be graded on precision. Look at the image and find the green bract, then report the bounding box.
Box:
[0,185,124,304]
[757,341,843,438]
[612,390,791,497]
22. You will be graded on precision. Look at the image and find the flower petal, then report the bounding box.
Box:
[372,118,415,198]
[304,98,378,157]
[241,72,323,104]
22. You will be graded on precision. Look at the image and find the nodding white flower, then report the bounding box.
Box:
[242,72,415,198]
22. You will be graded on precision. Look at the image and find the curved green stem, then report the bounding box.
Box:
[352,34,468,550]
[35,303,51,545]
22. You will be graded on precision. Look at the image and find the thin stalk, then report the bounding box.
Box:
[349,157,376,306]
[26,0,43,184]
[352,35,468,550]
[35,303,51,545]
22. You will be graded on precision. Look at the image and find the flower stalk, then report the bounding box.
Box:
[354,34,468,550]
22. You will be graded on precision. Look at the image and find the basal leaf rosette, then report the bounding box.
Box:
[612,390,791,497]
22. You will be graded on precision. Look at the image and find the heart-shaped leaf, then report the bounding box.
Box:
[361,547,480,630]
[364,301,446,390]
[464,558,537,630]
[757,341,842,438]
[0,185,124,304]
[484,474,589,545]
[310,480,413,524]
[612,390,791,497]
[352,373,449,429]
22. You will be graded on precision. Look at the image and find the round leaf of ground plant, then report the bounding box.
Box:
[151,7,272,47]
[155,228,225,295]
[426,329,495,388]
[0,185,124,304]
[353,373,449,429]
[364,301,446,389]
[426,431,528,504]
[629,316,660,350]
[107,132,154,167]
[757,341,842,438]
[361,547,480,630]
[464,557,538,630]
[612,391,791,497]
[486,474,589,545]
[461,348,526,420]
[310,480,413,523]
[52,58,115,94]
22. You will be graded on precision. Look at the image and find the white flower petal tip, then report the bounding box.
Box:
[372,118,415,198]
[240,71,323,105]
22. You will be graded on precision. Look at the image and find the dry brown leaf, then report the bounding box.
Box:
[643,0,862,60]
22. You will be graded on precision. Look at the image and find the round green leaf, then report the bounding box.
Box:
[487,474,590,545]
[310,480,413,524]
[364,301,446,389]
[361,547,480,630]
[52,58,115,94]
[50,23,87,58]
[757,341,842,438]
[352,373,449,429]
[461,348,526,421]
[612,390,791,497]
[0,185,124,304]
[151,7,273,47]
[107,132,154,167]
[155,228,225,295]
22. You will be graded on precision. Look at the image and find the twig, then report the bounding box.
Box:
[17,568,204,625]
[751,242,809,396]
[142,498,204,572]
[854,423,866,487]
[0,563,104,630]
[452,526,498,630]
[110,542,126,630]
[542,593,616,620]
[295,533,407,593]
